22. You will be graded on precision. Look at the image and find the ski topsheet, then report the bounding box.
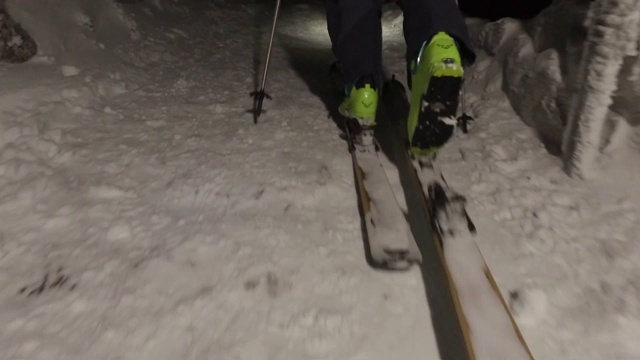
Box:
[346,129,422,269]
[382,76,534,360]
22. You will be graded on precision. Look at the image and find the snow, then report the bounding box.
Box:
[1,0,639,359]
[61,65,81,77]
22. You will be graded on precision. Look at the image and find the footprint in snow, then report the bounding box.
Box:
[243,271,291,299]
[19,267,78,297]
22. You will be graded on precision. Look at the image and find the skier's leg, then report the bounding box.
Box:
[397,0,476,156]
[326,0,383,127]
[325,0,341,53]
[398,0,475,67]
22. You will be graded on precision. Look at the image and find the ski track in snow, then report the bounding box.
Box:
[1,1,639,359]
[0,2,435,360]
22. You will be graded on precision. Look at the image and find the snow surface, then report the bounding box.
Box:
[1,0,639,359]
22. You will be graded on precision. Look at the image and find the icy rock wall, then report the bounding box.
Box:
[475,0,590,155]
[475,0,640,178]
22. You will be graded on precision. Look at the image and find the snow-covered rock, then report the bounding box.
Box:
[475,17,566,153]
[4,0,138,64]
[474,0,640,178]
[0,9,37,63]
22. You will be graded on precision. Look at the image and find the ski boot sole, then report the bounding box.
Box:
[410,75,462,157]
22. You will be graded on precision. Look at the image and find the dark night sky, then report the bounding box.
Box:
[458,0,554,20]
[309,0,556,21]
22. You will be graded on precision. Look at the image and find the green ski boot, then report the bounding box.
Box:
[408,32,464,157]
[339,75,378,147]
[339,77,378,128]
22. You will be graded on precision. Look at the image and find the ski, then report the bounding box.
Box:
[382,76,534,359]
[346,127,422,270]
[330,63,421,270]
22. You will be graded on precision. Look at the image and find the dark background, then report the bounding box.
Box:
[458,0,554,20]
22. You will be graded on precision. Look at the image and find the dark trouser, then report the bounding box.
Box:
[326,0,476,88]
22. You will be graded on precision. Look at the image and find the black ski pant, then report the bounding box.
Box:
[326,0,476,88]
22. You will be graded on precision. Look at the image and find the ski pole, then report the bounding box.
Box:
[250,0,282,124]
